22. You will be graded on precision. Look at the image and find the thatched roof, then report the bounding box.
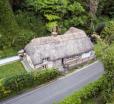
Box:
[24,27,93,66]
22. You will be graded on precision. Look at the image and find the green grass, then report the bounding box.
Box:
[0,62,26,79]
[0,48,26,79]
[0,48,17,59]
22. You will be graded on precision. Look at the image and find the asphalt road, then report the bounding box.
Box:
[1,61,104,104]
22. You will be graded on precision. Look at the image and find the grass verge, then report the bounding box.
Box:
[0,62,26,79]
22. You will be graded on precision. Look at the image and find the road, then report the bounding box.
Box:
[1,61,104,104]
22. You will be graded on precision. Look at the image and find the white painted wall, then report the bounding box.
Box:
[81,51,94,59]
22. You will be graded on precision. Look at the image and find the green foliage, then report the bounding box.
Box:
[95,22,105,35]
[102,47,114,74]
[12,29,36,49]
[0,62,26,79]
[58,42,114,104]
[0,48,17,59]
[100,45,114,103]
[101,21,114,44]
[15,11,47,37]
[14,11,48,49]
[59,76,106,104]
[0,1,48,50]
[97,0,114,18]
[0,69,60,99]
[25,0,88,32]
[94,40,107,58]
[25,0,67,31]
[0,0,19,49]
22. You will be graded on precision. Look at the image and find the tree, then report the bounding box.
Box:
[97,0,114,18]
[0,0,19,48]
[89,0,99,32]
[25,0,88,32]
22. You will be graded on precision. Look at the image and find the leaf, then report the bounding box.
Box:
[44,14,60,21]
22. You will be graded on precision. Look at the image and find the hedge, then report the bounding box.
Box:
[0,69,60,99]
[59,43,114,104]
[101,21,114,44]
[58,76,107,104]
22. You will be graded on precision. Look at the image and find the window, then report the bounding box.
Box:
[43,65,47,69]
[43,57,49,61]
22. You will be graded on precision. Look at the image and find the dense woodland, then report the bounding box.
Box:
[0,0,114,104]
[0,0,114,50]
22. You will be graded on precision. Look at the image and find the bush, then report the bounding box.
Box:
[59,43,114,104]
[0,1,47,50]
[15,11,48,37]
[13,11,48,49]
[59,76,106,104]
[12,29,36,49]
[0,69,60,99]
[97,0,114,18]
[0,0,20,49]
[25,0,89,32]
[101,21,114,44]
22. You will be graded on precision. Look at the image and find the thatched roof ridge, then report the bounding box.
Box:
[30,27,86,45]
[24,27,93,66]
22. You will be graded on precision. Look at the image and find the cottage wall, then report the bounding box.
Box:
[64,55,81,69]
[34,60,54,69]
[53,60,64,71]
[63,50,95,70]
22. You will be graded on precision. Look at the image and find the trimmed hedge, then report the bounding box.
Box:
[0,69,60,99]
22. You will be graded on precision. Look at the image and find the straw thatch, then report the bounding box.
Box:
[24,27,93,66]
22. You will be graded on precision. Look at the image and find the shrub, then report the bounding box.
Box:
[59,43,114,104]
[94,40,107,58]
[102,47,114,74]
[101,21,114,44]
[15,11,47,37]
[25,0,89,32]
[12,29,36,49]
[13,11,48,49]
[0,69,60,99]
[0,1,47,50]
[97,0,114,18]
[59,76,106,104]
[100,46,114,103]
[0,0,20,49]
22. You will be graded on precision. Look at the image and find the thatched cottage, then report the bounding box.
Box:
[19,27,95,72]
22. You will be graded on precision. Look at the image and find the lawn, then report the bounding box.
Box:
[0,48,26,79]
[0,48,17,59]
[0,62,26,79]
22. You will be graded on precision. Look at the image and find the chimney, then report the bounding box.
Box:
[51,26,58,37]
